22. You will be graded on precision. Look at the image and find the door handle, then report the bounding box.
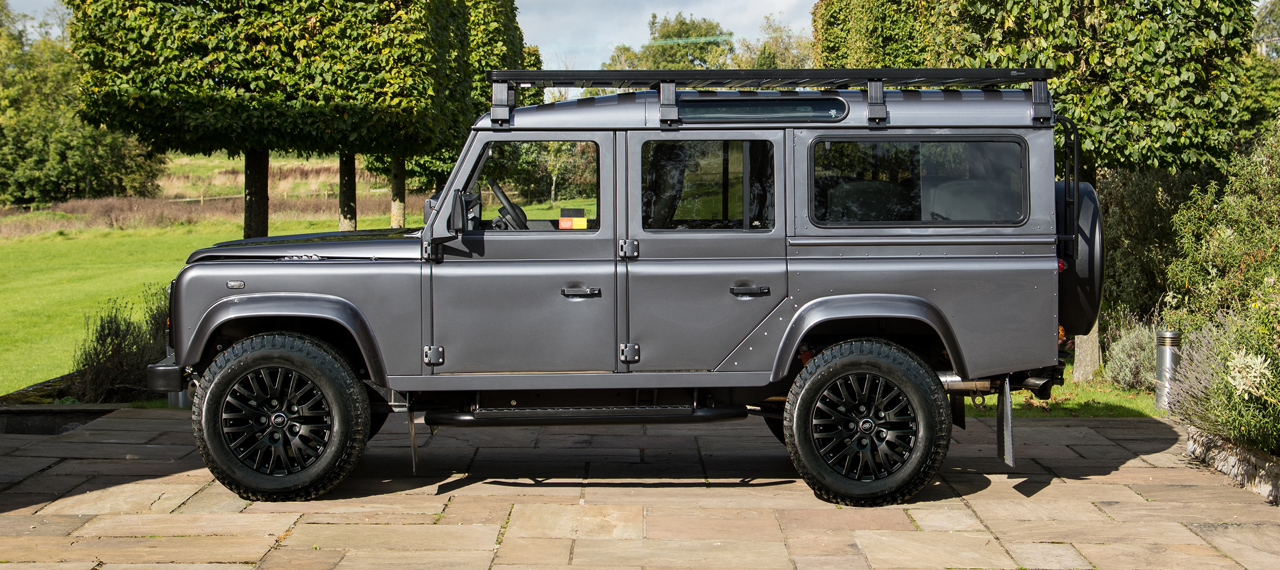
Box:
[730,285,770,296]
[561,287,602,297]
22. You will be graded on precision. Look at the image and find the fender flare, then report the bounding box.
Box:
[770,294,968,381]
[179,293,388,386]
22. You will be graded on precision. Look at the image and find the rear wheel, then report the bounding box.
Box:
[784,339,950,506]
[193,333,369,501]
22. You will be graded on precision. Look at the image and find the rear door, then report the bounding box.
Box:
[622,130,787,372]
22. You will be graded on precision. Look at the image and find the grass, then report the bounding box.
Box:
[966,372,1160,419]
[0,215,410,396]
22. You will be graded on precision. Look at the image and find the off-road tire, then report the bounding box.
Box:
[193,333,369,502]
[784,338,950,506]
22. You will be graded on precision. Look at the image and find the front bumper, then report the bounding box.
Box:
[147,355,185,392]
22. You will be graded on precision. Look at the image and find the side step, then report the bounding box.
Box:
[420,404,748,427]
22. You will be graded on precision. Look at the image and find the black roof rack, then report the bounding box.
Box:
[486,68,1054,128]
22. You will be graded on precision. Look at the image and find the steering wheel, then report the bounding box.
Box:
[488,179,528,230]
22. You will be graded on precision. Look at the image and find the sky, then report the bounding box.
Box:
[9,0,815,70]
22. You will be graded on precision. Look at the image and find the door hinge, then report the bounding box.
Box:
[424,345,445,366]
[619,343,641,364]
[619,239,639,259]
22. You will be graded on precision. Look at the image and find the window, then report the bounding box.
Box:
[640,140,775,231]
[811,140,1025,225]
[464,140,599,231]
[678,98,848,123]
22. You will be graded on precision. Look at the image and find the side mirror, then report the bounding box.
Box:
[448,189,466,234]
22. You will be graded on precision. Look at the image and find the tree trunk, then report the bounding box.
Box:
[1073,328,1102,384]
[339,153,357,231]
[243,149,270,239]
[390,154,406,229]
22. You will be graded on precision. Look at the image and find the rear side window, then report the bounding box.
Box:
[811,140,1025,225]
[641,140,775,231]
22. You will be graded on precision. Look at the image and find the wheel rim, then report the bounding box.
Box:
[220,367,333,476]
[810,372,918,481]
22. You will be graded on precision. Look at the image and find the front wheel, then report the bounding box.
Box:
[193,333,370,501]
[784,339,950,506]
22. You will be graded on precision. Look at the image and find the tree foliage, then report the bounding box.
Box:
[731,14,812,70]
[0,2,164,205]
[604,13,735,70]
[811,0,940,68]
[938,0,1255,174]
[72,0,472,158]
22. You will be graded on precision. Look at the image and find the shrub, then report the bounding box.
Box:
[1170,311,1280,456]
[1099,313,1157,392]
[70,284,167,403]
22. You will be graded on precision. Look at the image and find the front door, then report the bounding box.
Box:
[623,131,787,372]
[431,131,617,374]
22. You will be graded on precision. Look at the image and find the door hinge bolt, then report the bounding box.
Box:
[619,239,639,259]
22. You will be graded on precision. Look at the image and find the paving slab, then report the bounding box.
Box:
[335,550,495,570]
[1189,523,1280,570]
[0,563,96,570]
[1050,466,1229,485]
[1004,542,1091,570]
[2,475,88,496]
[66,536,278,564]
[505,503,643,539]
[1098,501,1280,524]
[781,529,862,557]
[47,430,160,444]
[985,519,1208,545]
[493,537,572,565]
[43,458,208,477]
[0,494,51,515]
[438,494,576,526]
[72,513,299,537]
[11,443,194,461]
[0,457,57,483]
[243,493,447,514]
[79,417,193,432]
[791,554,871,570]
[967,499,1109,521]
[281,523,500,550]
[101,565,254,570]
[256,548,345,570]
[855,530,1017,569]
[39,482,205,515]
[570,538,793,568]
[1131,483,1271,504]
[947,477,1146,503]
[907,506,984,531]
[644,507,783,541]
[0,514,92,536]
[175,483,249,513]
[1073,543,1240,570]
[776,508,914,532]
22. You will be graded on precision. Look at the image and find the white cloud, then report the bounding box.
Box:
[518,0,814,69]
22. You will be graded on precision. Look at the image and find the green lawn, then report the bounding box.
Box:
[0,216,406,396]
[966,378,1160,418]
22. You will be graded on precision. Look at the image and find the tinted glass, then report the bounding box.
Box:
[466,140,599,231]
[640,140,775,231]
[679,99,847,123]
[812,140,1024,224]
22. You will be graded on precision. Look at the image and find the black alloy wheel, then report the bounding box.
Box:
[809,372,918,481]
[784,339,950,506]
[193,333,369,502]
[220,367,333,475]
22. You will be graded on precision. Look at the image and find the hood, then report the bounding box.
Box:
[187,227,424,263]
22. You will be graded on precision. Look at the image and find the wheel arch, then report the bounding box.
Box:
[179,293,388,387]
[771,294,967,383]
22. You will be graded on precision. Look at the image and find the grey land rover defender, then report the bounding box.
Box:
[147,69,1102,506]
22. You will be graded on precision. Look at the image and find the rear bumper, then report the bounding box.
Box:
[147,355,185,392]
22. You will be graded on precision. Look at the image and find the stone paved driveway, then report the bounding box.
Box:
[1,409,1277,569]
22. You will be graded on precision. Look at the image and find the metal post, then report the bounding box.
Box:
[1155,331,1182,410]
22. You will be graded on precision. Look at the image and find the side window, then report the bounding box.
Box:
[640,140,774,231]
[812,140,1025,225]
[464,140,600,232]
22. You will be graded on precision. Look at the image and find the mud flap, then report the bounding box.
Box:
[996,377,1014,467]
[949,393,966,430]
[407,410,418,475]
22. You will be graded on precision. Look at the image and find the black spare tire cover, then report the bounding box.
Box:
[1056,181,1103,336]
